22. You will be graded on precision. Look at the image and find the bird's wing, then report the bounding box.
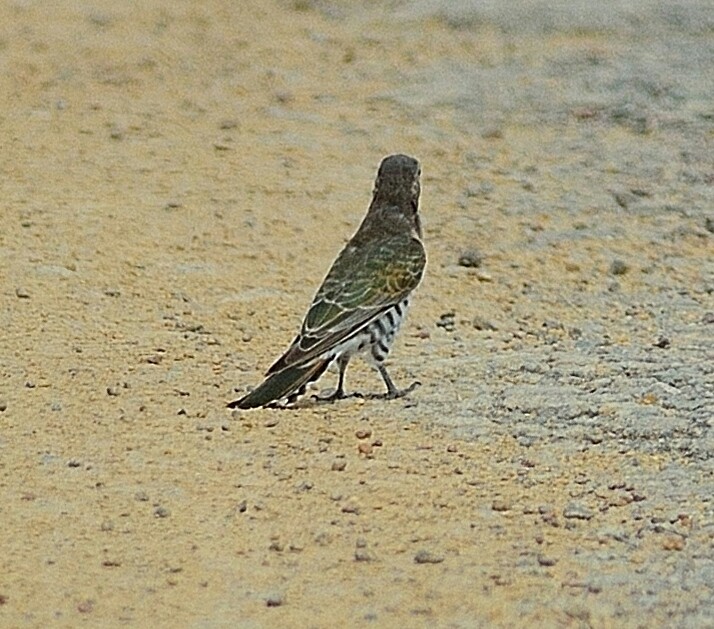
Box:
[267,232,425,374]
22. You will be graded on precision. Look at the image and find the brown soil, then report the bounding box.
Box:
[1,1,712,627]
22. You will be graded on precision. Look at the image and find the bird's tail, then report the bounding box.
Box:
[227,358,330,410]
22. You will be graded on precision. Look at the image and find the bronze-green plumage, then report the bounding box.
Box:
[228,154,426,410]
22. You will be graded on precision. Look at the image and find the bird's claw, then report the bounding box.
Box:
[367,380,421,400]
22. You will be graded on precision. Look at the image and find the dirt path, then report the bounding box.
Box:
[1,1,712,627]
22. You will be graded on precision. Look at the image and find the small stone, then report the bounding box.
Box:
[436,311,456,332]
[472,315,498,331]
[563,503,594,520]
[0,401,7,412]
[357,442,373,456]
[537,554,557,566]
[15,288,30,299]
[146,354,163,365]
[613,191,638,208]
[608,493,634,507]
[480,127,503,139]
[154,506,170,518]
[331,459,347,472]
[414,550,444,564]
[134,491,149,502]
[653,336,671,349]
[521,179,535,192]
[341,501,360,515]
[662,535,685,551]
[491,499,511,512]
[704,217,714,234]
[264,417,279,428]
[609,259,629,276]
[702,312,714,324]
[265,592,285,607]
[355,428,372,440]
[107,386,120,397]
[355,548,377,562]
[457,250,483,268]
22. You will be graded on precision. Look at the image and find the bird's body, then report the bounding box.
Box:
[228,154,425,410]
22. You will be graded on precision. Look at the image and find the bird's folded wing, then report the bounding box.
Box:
[267,234,425,374]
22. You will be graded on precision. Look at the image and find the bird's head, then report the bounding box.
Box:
[370,154,422,237]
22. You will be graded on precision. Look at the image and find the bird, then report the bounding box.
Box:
[228,153,426,410]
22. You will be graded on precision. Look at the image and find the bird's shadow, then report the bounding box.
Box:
[261,381,421,410]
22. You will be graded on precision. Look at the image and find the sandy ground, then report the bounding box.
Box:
[1,1,712,627]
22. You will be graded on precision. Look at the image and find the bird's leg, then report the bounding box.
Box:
[373,364,420,400]
[315,355,354,402]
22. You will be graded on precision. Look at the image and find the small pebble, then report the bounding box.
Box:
[265,592,285,607]
[15,288,30,299]
[264,417,279,428]
[537,554,557,567]
[472,315,498,331]
[154,506,170,518]
[331,459,347,472]
[609,259,629,276]
[492,499,511,512]
[613,191,638,208]
[436,311,456,332]
[414,550,445,564]
[457,250,483,268]
[480,127,503,139]
[355,429,372,440]
[563,502,594,520]
[355,548,377,562]
[662,535,685,551]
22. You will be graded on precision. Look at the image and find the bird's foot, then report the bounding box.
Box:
[366,380,421,401]
[312,387,356,404]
